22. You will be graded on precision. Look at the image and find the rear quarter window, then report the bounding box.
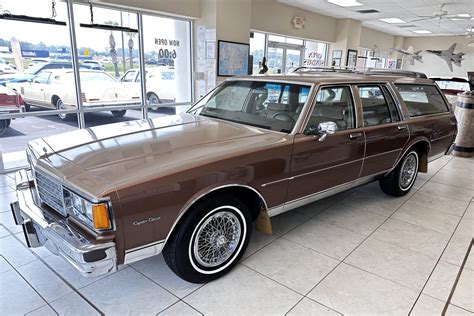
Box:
[395,84,448,117]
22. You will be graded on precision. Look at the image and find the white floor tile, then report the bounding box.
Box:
[284,219,366,260]
[50,292,100,316]
[405,191,469,217]
[313,202,386,235]
[308,263,418,315]
[371,219,451,258]
[0,255,12,274]
[80,267,177,315]
[0,225,10,238]
[158,301,201,316]
[41,255,106,289]
[0,191,17,214]
[287,297,341,315]
[423,261,460,302]
[420,182,474,202]
[431,170,474,190]
[17,260,73,303]
[243,238,339,294]
[451,268,473,312]
[392,203,460,234]
[410,294,446,316]
[184,265,302,315]
[0,269,46,315]
[25,305,57,316]
[132,254,202,298]
[0,235,37,268]
[345,238,437,291]
[341,188,412,217]
[0,175,15,188]
[0,209,22,233]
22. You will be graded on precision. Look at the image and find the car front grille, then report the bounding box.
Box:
[35,170,66,216]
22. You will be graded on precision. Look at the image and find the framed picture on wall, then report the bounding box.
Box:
[217,40,250,76]
[346,49,357,68]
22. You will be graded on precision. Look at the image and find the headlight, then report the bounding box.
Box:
[63,189,112,230]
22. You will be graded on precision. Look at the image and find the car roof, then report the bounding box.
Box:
[229,72,435,85]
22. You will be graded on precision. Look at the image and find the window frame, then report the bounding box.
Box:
[357,84,399,127]
[301,84,357,134]
[394,83,450,118]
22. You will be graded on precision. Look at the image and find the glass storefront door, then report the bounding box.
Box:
[267,42,303,74]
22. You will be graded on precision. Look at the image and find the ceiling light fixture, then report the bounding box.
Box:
[379,18,406,24]
[327,0,363,7]
[413,30,432,34]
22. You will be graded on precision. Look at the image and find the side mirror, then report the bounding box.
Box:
[318,121,337,135]
[317,121,337,142]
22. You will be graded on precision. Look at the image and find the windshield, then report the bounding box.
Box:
[188,80,311,133]
[24,63,45,74]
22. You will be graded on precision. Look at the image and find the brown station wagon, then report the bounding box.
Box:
[11,72,457,283]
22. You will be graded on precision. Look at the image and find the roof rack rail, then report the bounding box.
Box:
[364,68,428,79]
[293,66,355,73]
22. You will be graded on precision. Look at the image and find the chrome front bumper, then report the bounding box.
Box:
[10,169,117,277]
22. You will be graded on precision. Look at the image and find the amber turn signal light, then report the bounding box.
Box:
[92,203,111,230]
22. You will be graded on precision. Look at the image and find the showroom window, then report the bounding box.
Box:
[0,1,193,173]
[250,32,328,75]
[142,14,192,118]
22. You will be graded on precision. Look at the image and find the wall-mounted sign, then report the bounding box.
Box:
[292,16,306,29]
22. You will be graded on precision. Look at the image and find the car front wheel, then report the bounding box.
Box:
[380,150,419,196]
[163,195,252,283]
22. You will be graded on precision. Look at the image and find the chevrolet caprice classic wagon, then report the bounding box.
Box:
[10,72,457,283]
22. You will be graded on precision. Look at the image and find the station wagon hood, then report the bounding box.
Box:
[34,113,285,195]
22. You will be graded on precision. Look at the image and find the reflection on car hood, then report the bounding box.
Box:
[37,113,283,195]
[0,74,33,84]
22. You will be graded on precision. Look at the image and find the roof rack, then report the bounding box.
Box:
[292,66,355,73]
[364,68,428,79]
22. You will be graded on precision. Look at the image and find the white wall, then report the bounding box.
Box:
[402,36,474,78]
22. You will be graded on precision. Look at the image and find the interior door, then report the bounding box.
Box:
[287,85,365,201]
[267,47,284,74]
[357,84,410,177]
[285,49,302,73]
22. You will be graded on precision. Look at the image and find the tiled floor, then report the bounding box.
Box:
[0,155,473,315]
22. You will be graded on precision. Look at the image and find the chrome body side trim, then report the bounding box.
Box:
[12,169,117,278]
[163,184,269,248]
[124,240,164,265]
[267,171,388,217]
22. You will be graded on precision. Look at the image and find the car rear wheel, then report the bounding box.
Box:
[56,98,73,121]
[380,150,419,196]
[147,92,160,111]
[111,110,127,117]
[163,195,252,283]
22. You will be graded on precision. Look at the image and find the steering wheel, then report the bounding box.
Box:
[272,112,296,124]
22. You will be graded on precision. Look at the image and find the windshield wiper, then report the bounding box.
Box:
[200,113,272,130]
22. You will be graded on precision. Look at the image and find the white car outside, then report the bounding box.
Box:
[7,69,140,119]
[0,61,17,75]
[120,67,176,113]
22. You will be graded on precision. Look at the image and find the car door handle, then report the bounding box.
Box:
[397,125,408,131]
[349,132,362,139]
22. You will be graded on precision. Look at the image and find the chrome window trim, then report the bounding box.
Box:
[297,84,359,134]
[162,184,269,248]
